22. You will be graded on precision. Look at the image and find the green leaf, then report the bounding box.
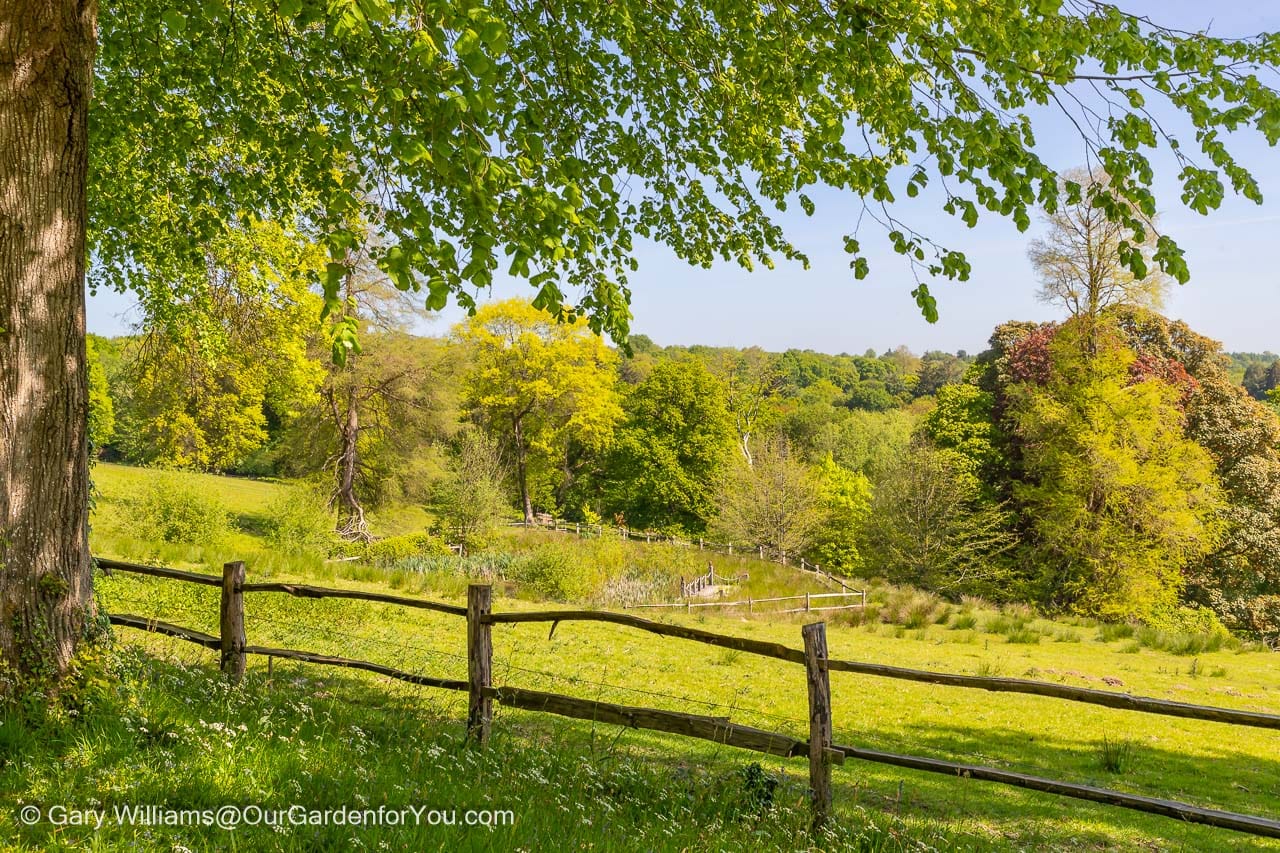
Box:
[911,284,939,323]
[161,9,187,32]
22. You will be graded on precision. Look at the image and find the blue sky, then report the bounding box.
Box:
[87,2,1280,356]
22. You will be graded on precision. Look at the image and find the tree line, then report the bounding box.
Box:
[87,245,1280,645]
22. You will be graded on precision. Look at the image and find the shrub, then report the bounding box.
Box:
[262,486,333,554]
[133,474,230,545]
[363,532,451,565]
[879,589,947,628]
[508,545,604,601]
[1145,604,1230,637]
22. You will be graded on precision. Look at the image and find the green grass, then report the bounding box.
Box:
[69,562,1280,852]
[59,462,1280,851]
[5,647,954,852]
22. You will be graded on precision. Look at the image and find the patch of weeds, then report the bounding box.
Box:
[714,648,743,667]
[735,762,779,816]
[974,660,1002,678]
[950,613,978,631]
[1097,735,1138,774]
[1004,627,1041,645]
[1135,627,1226,656]
[1097,622,1136,643]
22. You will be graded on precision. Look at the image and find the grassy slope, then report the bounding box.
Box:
[50,463,1280,851]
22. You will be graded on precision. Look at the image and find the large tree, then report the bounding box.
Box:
[861,441,1016,596]
[6,1,1280,679]
[714,440,824,559]
[1028,168,1172,333]
[457,300,619,523]
[602,358,735,532]
[114,223,325,471]
[1008,324,1223,621]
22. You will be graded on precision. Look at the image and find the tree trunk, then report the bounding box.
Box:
[513,415,533,524]
[331,381,369,541]
[0,0,97,682]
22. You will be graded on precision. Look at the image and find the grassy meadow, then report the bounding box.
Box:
[3,463,1277,850]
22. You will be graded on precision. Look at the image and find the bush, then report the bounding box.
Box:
[363,532,451,565]
[878,589,948,628]
[508,545,604,602]
[133,474,230,545]
[1145,604,1230,637]
[262,486,333,554]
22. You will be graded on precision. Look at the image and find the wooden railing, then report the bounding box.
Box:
[508,518,861,592]
[96,556,1280,839]
[679,567,713,597]
[630,589,867,615]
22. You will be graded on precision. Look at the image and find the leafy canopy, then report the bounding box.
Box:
[456,299,620,512]
[92,1,1280,342]
[1009,324,1223,621]
[603,358,736,532]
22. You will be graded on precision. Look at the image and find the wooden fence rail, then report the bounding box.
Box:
[508,518,861,592]
[98,557,1280,839]
[629,589,868,616]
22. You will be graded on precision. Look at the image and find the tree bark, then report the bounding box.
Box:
[328,380,369,541]
[513,415,533,523]
[0,0,97,681]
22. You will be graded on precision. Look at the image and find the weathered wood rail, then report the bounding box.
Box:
[98,556,1280,839]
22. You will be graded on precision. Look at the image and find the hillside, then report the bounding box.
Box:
[20,464,1271,850]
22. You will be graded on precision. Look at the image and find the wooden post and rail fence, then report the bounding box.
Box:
[509,518,860,592]
[96,556,1280,839]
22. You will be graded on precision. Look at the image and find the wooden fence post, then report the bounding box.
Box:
[803,621,834,832]
[220,561,246,682]
[467,584,493,745]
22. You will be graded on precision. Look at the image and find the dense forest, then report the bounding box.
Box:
[87,265,1280,645]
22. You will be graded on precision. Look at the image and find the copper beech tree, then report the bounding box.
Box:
[5,0,1280,680]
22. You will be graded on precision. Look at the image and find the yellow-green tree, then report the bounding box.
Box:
[1009,324,1223,621]
[806,454,872,573]
[85,336,115,453]
[456,300,620,523]
[119,222,325,471]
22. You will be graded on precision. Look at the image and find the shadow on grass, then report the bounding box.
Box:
[826,718,1280,851]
